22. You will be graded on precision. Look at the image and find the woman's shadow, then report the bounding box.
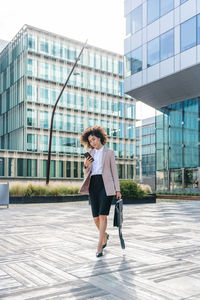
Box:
[85,253,137,299]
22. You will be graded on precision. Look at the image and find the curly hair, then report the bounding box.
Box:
[80,126,108,149]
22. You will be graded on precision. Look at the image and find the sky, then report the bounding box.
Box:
[0,0,155,119]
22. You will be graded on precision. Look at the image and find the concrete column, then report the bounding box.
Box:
[13,157,17,177]
[71,161,74,178]
[198,167,200,191]
[56,158,59,178]
[37,157,40,177]
[133,163,136,181]
[4,157,8,177]
[182,168,185,189]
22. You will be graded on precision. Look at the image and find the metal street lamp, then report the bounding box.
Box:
[46,40,88,184]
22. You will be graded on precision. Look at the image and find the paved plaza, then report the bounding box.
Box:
[0,200,200,299]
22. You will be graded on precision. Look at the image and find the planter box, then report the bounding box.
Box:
[157,194,200,200]
[10,194,156,204]
[116,194,156,204]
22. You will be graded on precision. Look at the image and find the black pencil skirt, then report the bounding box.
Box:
[89,175,113,218]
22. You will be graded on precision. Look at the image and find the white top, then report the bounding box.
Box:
[91,146,104,176]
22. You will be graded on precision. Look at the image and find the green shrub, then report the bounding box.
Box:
[10,183,80,196]
[9,184,25,196]
[120,180,147,199]
[24,184,34,197]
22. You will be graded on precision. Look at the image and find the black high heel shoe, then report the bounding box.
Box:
[102,234,109,249]
[96,251,103,258]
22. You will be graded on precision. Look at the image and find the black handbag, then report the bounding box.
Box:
[113,198,125,249]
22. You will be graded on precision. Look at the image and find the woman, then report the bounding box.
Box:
[80,126,121,257]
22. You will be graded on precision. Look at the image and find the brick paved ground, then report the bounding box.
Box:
[0,201,200,299]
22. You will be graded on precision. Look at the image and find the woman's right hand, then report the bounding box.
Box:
[84,157,93,168]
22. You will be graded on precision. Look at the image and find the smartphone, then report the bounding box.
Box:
[84,152,94,161]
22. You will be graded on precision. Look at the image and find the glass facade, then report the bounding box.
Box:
[124,1,200,192]
[125,47,142,77]
[136,120,156,178]
[0,25,137,180]
[180,15,200,53]
[126,5,143,35]
[124,2,200,79]
[156,98,200,191]
[147,29,174,67]
[147,0,173,24]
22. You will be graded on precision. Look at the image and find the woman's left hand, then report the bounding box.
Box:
[116,191,122,199]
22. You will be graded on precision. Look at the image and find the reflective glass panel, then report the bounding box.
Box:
[160,0,173,17]
[160,29,174,61]
[125,47,142,77]
[131,46,142,74]
[40,39,49,54]
[126,12,131,35]
[147,0,159,24]
[197,14,200,45]
[181,16,196,52]
[28,35,37,51]
[131,5,143,34]
[147,37,159,67]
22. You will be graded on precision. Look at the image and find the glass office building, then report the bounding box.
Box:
[136,116,156,190]
[156,99,200,191]
[124,0,200,190]
[0,40,8,53]
[0,25,137,180]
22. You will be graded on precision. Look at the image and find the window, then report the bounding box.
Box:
[126,5,142,35]
[160,29,174,61]
[40,39,49,54]
[27,85,37,101]
[27,109,37,127]
[119,61,123,75]
[197,14,200,45]
[160,0,173,17]
[180,0,188,4]
[40,111,49,129]
[27,134,37,152]
[125,46,142,77]
[74,162,78,178]
[126,13,131,35]
[102,56,107,71]
[147,0,159,24]
[0,158,4,176]
[118,102,124,117]
[59,161,63,178]
[147,37,159,67]
[127,124,135,139]
[27,59,37,77]
[147,0,173,24]
[181,16,196,52]
[119,123,124,138]
[40,62,49,80]
[28,35,37,51]
[66,161,71,177]
[147,29,174,67]
[126,104,135,119]
[40,87,49,104]
[131,5,143,34]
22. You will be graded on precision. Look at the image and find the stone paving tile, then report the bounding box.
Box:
[0,201,200,299]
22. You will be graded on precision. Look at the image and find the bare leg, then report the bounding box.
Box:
[97,215,107,253]
[93,217,100,230]
[94,216,107,246]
